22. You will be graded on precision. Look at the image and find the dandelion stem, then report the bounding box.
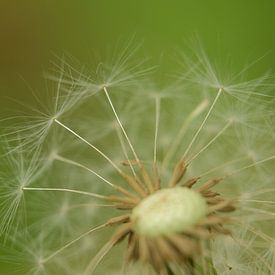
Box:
[22,187,106,200]
[162,99,208,170]
[103,86,140,164]
[198,156,248,177]
[66,203,115,211]
[182,88,222,160]
[116,125,137,178]
[55,154,115,188]
[27,156,139,201]
[242,188,275,198]
[153,96,161,190]
[54,119,122,173]
[54,58,64,113]
[241,206,275,217]
[237,199,275,204]
[84,223,131,274]
[42,223,107,263]
[84,238,116,275]
[187,120,232,164]
[226,155,275,177]
[154,97,161,164]
[103,86,154,193]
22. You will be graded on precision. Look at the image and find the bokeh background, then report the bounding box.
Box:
[0,0,274,107]
[0,1,275,273]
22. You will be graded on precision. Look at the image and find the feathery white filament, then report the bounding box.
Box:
[103,86,140,165]
[54,119,122,173]
[162,99,209,170]
[154,97,160,164]
[55,155,115,188]
[187,120,232,164]
[42,223,107,263]
[182,88,222,160]
[115,126,137,178]
[22,187,106,199]
[227,155,275,177]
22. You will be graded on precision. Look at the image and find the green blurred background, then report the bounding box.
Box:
[0,1,274,273]
[0,0,274,107]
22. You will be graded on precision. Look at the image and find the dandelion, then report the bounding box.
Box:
[1,44,275,274]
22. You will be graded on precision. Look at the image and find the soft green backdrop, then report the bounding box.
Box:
[0,0,274,107]
[0,1,274,273]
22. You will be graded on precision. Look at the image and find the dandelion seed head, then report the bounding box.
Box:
[1,43,275,274]
[132,187,207,237]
